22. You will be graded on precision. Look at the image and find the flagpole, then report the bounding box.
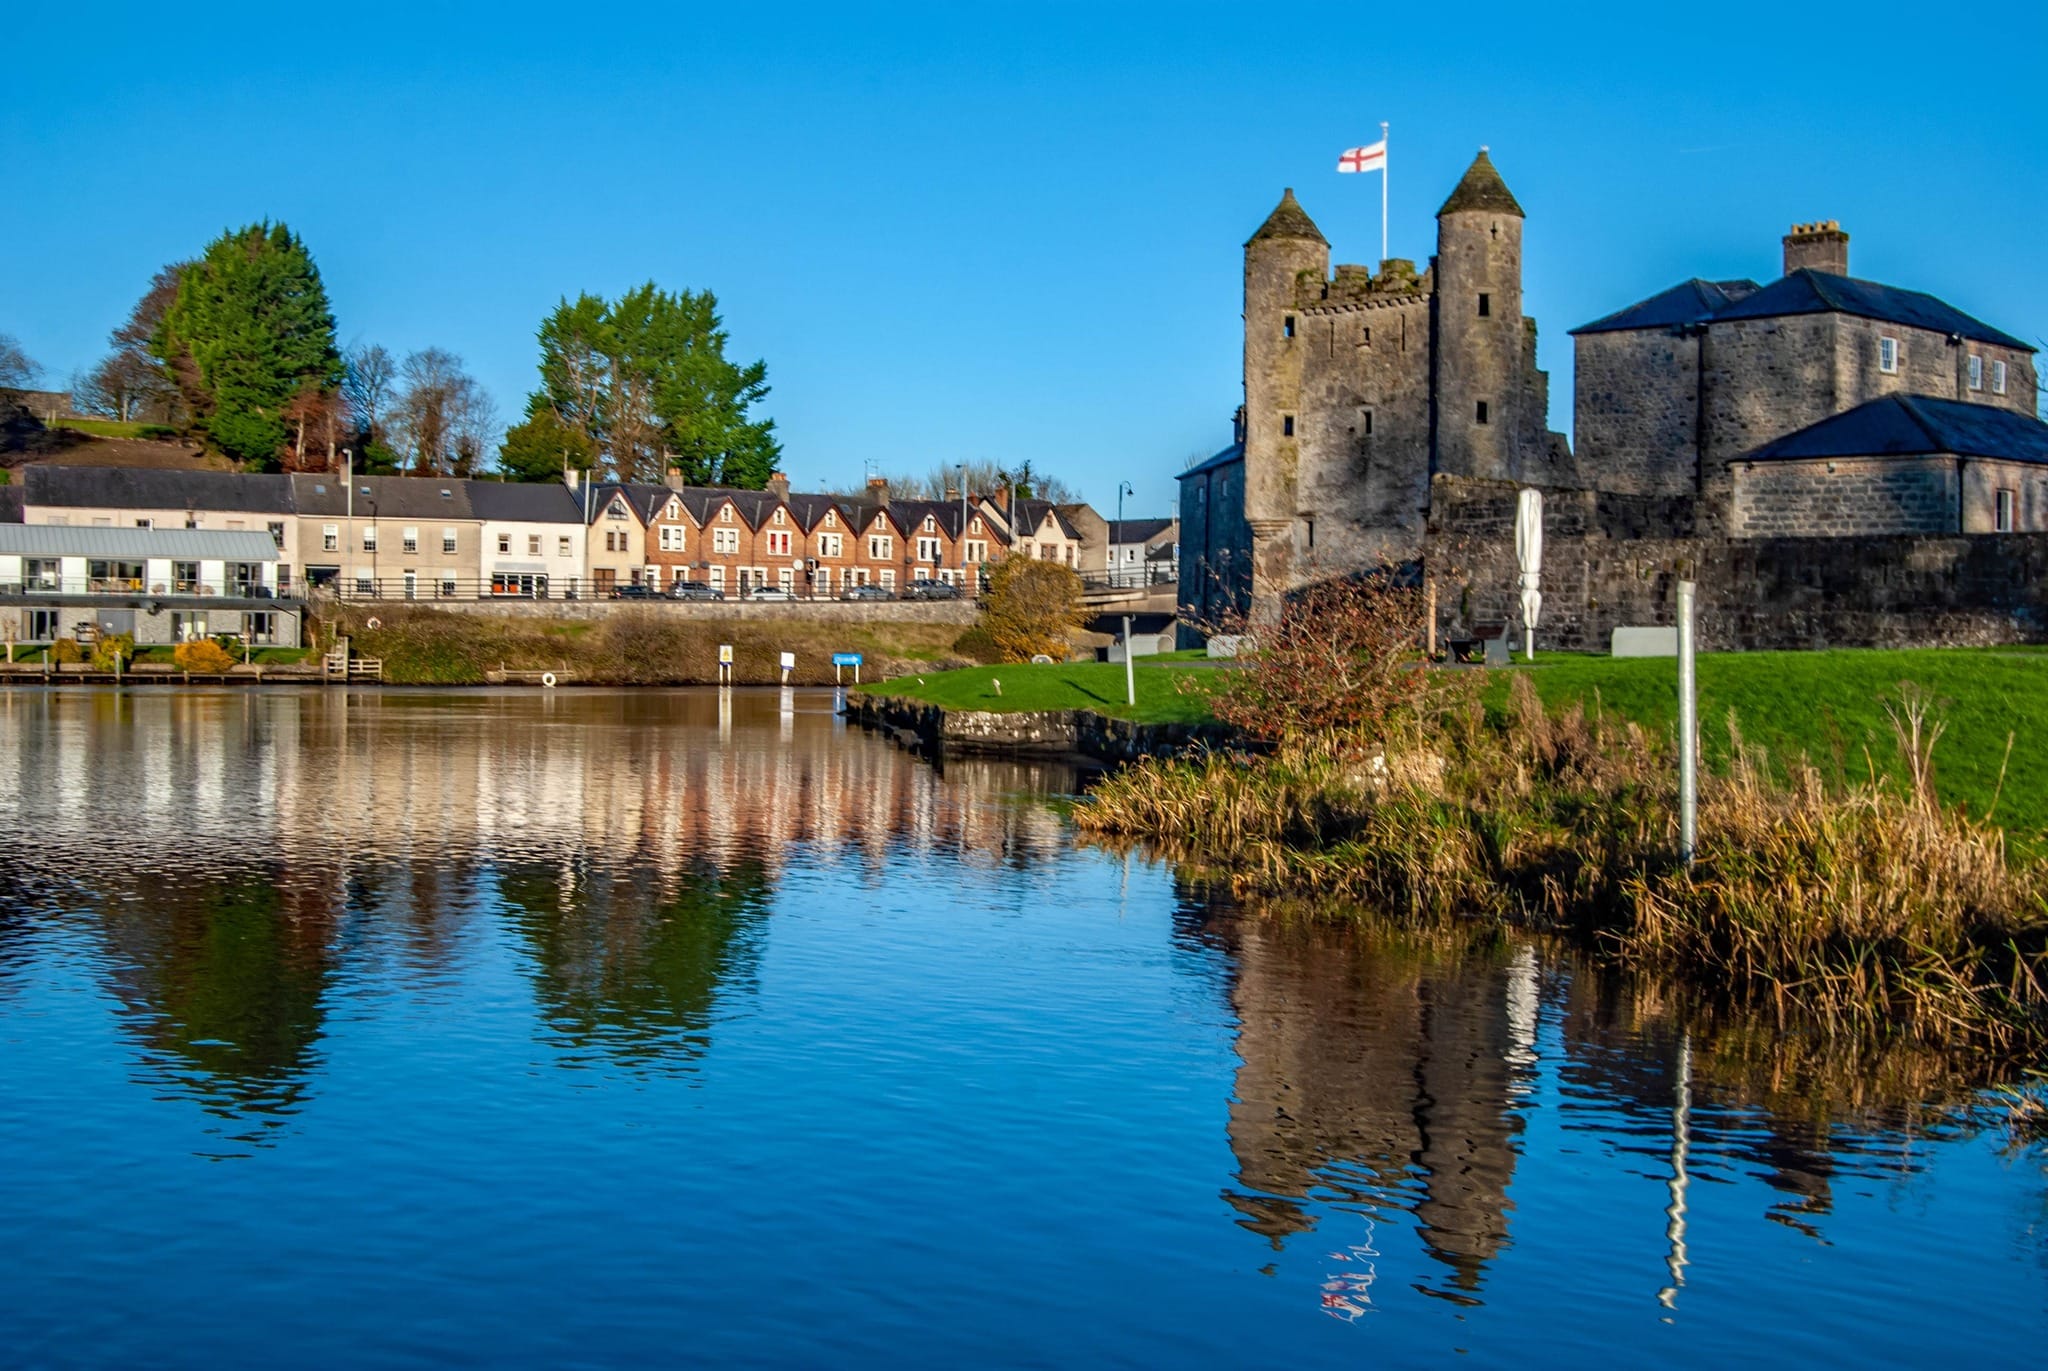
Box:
[1380,121,1389,266]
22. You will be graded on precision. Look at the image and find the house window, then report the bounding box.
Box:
[767,530,791,556]
[136,519,154,530]
[497,533,511,554]
[1283,315,1296,338]
[268,521,286,548]
[402,527,419,554]
[1476,400,1490,425]
[527,534,542,556]
[1478,293,1491,317]
[440,571,457,598]
[322,524,339,551]
[714,528,740,554]
[708,566,725,589]
[879,569,896,589]
[1282,415,1295,437]
[916,537,941,562]
[1996,488,2016,533]
[659,525,686,552]
[772,509,786,525]
[557,537,571,557]
[362,526,378,551]
[443,529,458,554]
[868,534,892,559]
[720,505,734,522]
[606,501,627,520]
[1992,360,2008,395]
[817,532,842,558]
[964,540,987,562]
[1878,336,1899,373]
[1968,354,1984,391]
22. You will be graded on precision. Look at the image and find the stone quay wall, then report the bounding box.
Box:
[321,596,979,627]
[848,692,1234,763]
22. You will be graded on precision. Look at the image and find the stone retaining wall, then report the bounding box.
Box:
[847,692,1234,763]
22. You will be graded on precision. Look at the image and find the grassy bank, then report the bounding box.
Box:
[1078,675,2048,1060]
[857,656,1219,724]
[1493,649,2043,842]
[323,607,970,686]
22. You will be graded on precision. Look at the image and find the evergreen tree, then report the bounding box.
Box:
[152,223,343,469]
[507,282,778,484]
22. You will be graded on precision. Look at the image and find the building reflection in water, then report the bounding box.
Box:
[0,686,1073,1133]
[1180,874,1964,1317]
[1181,888,1527,1303]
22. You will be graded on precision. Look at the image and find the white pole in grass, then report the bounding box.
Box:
[1676,580,1698,867]
[1123,615,1136,708]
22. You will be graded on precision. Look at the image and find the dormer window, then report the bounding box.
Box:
[1879,336,1899,374]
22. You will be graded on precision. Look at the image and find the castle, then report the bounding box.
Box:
[1180,150,2048,648]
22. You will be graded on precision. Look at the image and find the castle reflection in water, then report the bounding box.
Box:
[0,686,1946,1296]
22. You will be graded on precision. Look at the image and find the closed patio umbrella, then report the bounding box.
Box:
[1515,488,1543,661]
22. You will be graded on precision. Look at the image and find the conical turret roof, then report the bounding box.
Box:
[1248,188,1328,246]
[1437,148,1524,218]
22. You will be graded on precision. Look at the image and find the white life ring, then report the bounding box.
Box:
[364,616,382,630]
[541,672,557,689]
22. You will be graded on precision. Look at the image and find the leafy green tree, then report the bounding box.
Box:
[499,409,598,483]
[511,282,778,484]
[152,223,344,469]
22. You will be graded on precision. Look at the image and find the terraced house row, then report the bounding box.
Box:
[7,465,1136,602]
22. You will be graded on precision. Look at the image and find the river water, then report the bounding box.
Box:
[0,686,2040,1367]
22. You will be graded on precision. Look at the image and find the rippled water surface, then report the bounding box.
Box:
[0,686,2042,1367]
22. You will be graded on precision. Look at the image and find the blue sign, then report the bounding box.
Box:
[832,653,863,667]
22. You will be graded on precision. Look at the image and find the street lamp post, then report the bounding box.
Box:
[957,462,969,590]
[1115,480,1134,586]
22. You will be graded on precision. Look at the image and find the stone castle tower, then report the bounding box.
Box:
[1241,150,1566,617]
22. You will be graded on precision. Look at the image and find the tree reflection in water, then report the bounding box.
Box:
[497,856,772,1072]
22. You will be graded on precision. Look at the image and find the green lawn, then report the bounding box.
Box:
[861,659,1220,724]
[55,418,148,438]
[1490,649,2045,844]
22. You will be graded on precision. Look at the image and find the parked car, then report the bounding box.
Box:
[842,583,894,601]
[906,580,962,600]
[669,581,725,601]
[609,583,658,599]
[746,585,794,602]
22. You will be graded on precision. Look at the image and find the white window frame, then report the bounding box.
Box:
[1996,488,2015,533]
[497,533,511,554]
[767,530,791,556]
[1968,354,1984,391]
[708,566,725,589]
[818,533,842,558]
[713,527,740,555]
[402,527,419,554]
[442,528,458,555]
[362,526,378,551]
[868,534,892,559]
[527,534,542,557]
[322,523,339,551]
[558,536,572,557]
[1992,360,2008,395]
[1878,335,1899,374]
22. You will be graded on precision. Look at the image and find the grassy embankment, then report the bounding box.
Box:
[857,652,1220,724]
[1074,653,2048,1061]
[323,606,974,686]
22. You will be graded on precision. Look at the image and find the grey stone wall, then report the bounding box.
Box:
[1425,478,2048,651]
[1572,329,1700,497]
[1729,458,1956,536]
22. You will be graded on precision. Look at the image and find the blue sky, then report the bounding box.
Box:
[6,1,2043,514]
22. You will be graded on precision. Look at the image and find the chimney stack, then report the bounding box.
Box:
[1783,220,1849,278]
[866,475,889,507]
[664,466,684,491]
[564,467,581,493]
[767,470,791,501]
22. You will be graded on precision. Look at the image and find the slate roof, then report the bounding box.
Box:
[1106,518,1176,543]
[1010,499,1080,542]
[1438,149,1524,218]
[1177,442,1245,481]
[466,480,585,523]
[0,524,281,560]
[588,482,673,525]
[1570,279,1762,335]
[782,492,852,533]
[291,473,476,519]
[1249,188,1327,246]
[27,465,293,513]
[1711,270,2030,349]
[1741,395,2048,465]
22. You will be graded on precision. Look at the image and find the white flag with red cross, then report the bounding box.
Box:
[1336,140,1386,174]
